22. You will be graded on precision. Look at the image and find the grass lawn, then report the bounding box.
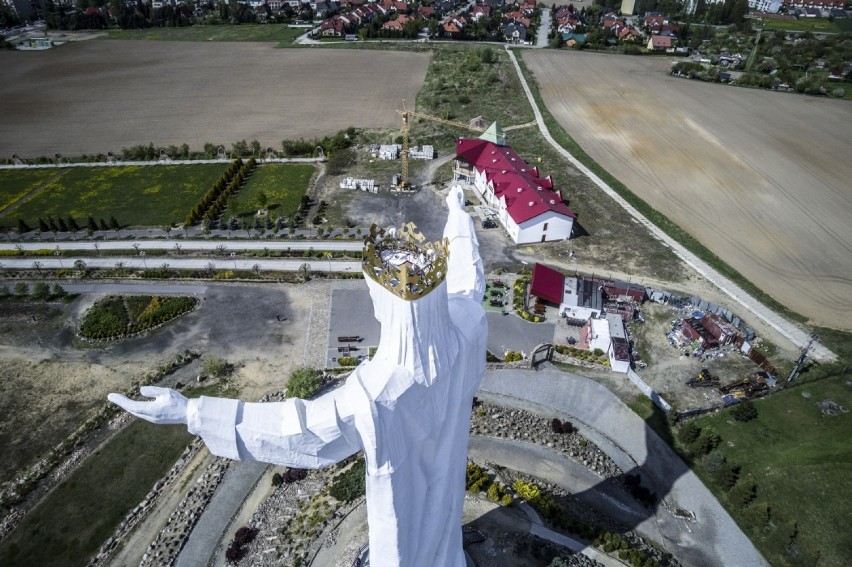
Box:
[103,23,303,44]
[683,373,851,566]
[11,164,226,227]
[225,163,314,220]
[0,169,63,213]
[0,420,192,567]
[224,164,314,218]
[761,18,845,34]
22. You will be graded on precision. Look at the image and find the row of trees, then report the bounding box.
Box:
[0,282,66,300]
[15,215,120,236]
[185,158,256,226]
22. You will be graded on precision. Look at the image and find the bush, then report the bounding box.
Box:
[13,282,28,296]
[286,367,324,398]
[713,461,740,490]
[32,282,50,300]
[330,458,366,503]
[201,355,230,378]
[272,472,283,486]
[729,479,757,506]
[337,356,358,367]
[678,422,702,445]
[504,350,523,362]
[731,399,758,422]
[701,452,726,475]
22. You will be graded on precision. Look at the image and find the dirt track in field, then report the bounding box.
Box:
[0,41,427,157]
[524,51,852,331]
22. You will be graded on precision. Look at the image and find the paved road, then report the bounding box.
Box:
[0,239,362,252]
[536,9,551,48]
[503,47,836,363]
[175,460,269,567]
[479,368,768,567]
[0,157,323,170]
[0,257,361,273]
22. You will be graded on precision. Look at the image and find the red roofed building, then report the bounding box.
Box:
[531,263,566,304]
[454,125,575,244]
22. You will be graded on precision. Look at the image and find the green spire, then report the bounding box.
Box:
[478,122,506,146]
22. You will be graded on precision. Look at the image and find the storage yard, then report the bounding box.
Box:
[524,50,852,331]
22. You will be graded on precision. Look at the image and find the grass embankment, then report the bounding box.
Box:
[0,420,192,567]
[103,23,303,44]
[0,170,60,213]
[683,374,851,566]
[225,163,314,221]
[9,164,226,228]
[761,17,850,34]
[513,51,813,325]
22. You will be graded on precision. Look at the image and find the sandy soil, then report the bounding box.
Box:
[524,51,852,331]
[0,42,428,157]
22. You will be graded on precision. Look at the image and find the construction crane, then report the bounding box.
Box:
[395,99,487,189]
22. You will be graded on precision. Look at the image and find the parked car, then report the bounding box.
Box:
[481,219,497,229]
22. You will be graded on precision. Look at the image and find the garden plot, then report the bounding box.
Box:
[524,51,852,331]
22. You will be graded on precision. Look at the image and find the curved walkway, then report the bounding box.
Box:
[478,368,768,567]
[503,47,835,362]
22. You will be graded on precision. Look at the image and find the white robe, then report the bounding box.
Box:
[186,197,487,567]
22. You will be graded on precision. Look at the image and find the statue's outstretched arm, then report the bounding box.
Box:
[443,185,485,303]
[109,387,360,469]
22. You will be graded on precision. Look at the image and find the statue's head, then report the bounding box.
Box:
[362,223,449,301]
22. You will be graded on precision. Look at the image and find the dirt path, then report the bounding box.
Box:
[0,168,69,216]
[507,48,837,362]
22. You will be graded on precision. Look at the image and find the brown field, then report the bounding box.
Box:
[0,41,428,157]
[525,51,852,331]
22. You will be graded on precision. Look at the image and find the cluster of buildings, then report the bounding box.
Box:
[557,8,688,51]
[316,0,541,43]
[529,263,648,373]
[453,124,576,245]
[680,312,738,348]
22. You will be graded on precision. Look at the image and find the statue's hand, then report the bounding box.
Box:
[108,386,188,425]
[446,186,465,211]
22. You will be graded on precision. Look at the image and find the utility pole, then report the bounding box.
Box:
[788,333,818,383]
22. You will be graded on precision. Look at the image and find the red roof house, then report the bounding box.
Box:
[531,263,566,304]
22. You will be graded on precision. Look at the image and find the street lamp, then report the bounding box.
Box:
[54,250,63,268]
[140,250,146,269]
[231,251,237,270]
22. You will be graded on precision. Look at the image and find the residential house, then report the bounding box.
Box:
[502,21,527,44]
[617,25,641,42]
[561,32,586,47]
[382,13,413,31]
[441,16,466,38]
[418,5,435,18]
[647,35,671,50]
[472,4,491,20]
[454,126,576,244]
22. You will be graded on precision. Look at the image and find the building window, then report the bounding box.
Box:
[543,222,548,231]
[541,235,546,243]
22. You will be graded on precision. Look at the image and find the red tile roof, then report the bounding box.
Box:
[456,138,575,224]
[531,263,565,304]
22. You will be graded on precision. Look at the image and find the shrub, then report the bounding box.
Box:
[677,422,701,445]
[337,356,358,367]
[729,479,757,506]
[731,399,758,422]
[713,461,740,490]
[13,282,28,296]
[201,355,230,378]
[504,350,523,362]
[286,367,324,398]
[271,472,283,486]
[593,348,604,357]
[32,282,50,300]
[330,458,366,503]
[701,452,726,475]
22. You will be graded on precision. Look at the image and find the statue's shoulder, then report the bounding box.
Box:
[447,295,486,333]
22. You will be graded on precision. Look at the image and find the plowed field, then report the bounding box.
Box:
[0,41,427,157]
[525,51,852,330]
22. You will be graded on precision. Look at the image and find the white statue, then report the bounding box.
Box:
[109,186,487,566]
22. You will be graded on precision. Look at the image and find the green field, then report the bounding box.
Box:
[9,164,226,227]
[0,420,192,567]
[104,23,304,44]
[0,169,62,212]
[761,17,847,34]
[225,163,314,220]
[685,374,852,566]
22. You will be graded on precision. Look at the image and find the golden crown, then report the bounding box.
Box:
[362,222,449,300]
